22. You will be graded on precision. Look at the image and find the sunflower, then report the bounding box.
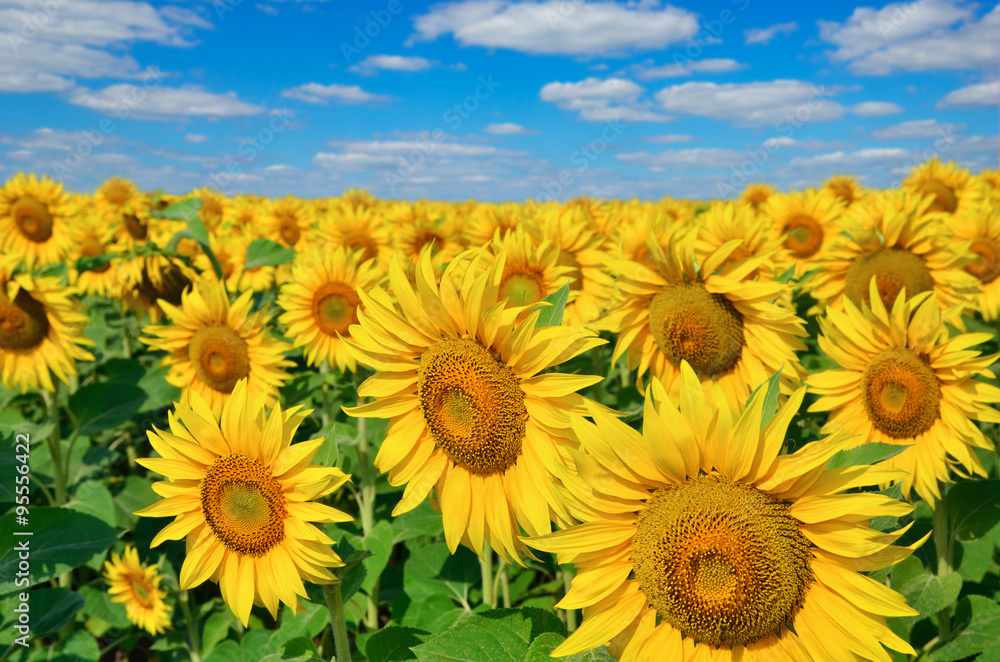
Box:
[263,195,314,249]
[613,206,678,274]
[0,172,75,269]
[223,196,266,237]
[114,193,158,249]
[391,202,463,268]
[903,158,977,215]
[823,175,865,208]
[483,224,576,312]
[119,254,198,323]
[94,177,139,219]
[134,379,352,626]
[694,201,786,281]
[344,248,605,562]
[103,545,172,636]
[737,183,774,215]
[807,286,1000,504]
[463,202,526,248]
[189,187,228,235]
[315,203,393,265]
[195,233,247,293]
[762,189,844,275]
[141,279,294,417]
[603,225,806,413]
[526,365,922,661]
[68,208,121,298]
[277,246,382,372]
[340,188,377,210]
[948,194,1000,320]
[808,191,979,315]
[0,273,94,393]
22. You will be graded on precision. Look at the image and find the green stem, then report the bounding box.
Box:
[121,325,132,359]
[179,590,202,662]
[480,547,495,608]
[42,388,66,506]
[562,568,577,632]
[322,582,352,662]
[320,363,331,428]
[494,558,511,609]
[933,496,951,643]
[353,382,378,630]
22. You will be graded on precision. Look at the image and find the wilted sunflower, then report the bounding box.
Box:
[808,285,1000,504]
[823,175,865,208]
[315,203,392,265]
[103,545,172,636]
[135,379,352,626]
[0,272,94,393]
[278,246,382,372]
[949,195,1000,320]
[763,189,844,275]
[603,225,807,413]
[0,172,75,269]
[344,248,605,562]
[141,279,294,417]
[527,364,921,661]
[808,191,979,315]
[903,158,977,215]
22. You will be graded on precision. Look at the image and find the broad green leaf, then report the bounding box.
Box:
[411,608,566,662]
[743,367,782,430]
[870,483,905,533]
[930,595,1000,661]
[260,636,323,661]
[269,601,327,651]
[946,480,1000,542]
[161,197,204,224]
[111,475,158,530]
[366,626,427,662]
[403,543,478,604]
[392,502,443,543]
[395,593,464,634]
[137,365,182,412]
[362,520,397,594]
[891,555,961,617]
[204,639,243,662]
[825,442,909,470]
[245,238,296,270]
[78,585,130,630]
[533,283,570,327]
[955,538,993,583]
[26,588,84,637]
[201,610,233,658]
[67,480,117,528]
[524,633,616,662]
[0,508,119,596]
[68,380,147,435]
[52,629,99,661]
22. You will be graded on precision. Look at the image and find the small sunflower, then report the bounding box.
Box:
[0,173,75,269]
[463,202,526,248]
[94,177,140,220]
[189,187,229,235]
[119,254,198,323]
[613,206,678,274]
[68,202,121,298]
[315,203,393,265]
[0,273,95,393]
[135,379,352,626]
[808,285,1000,503]
[277,246,382,372]
[903,158,977,215]
[526,364,921,661]
[103,545,172,636]
[948,194,1000,320]
[737,183,774,215]
[823,175,865,208]
[484,224,576,311]
[344,248,605,562]
[808,192,979,315]
[263,196,314,249]
[391,202,463,268]
[694,201,786,281]
[195,233,247,293]
[223,196,266,237]
[603,225,807,413]
[762,189,845,275]
[141,279,294,417]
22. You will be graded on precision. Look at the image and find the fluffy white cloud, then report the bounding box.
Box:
[410,0,699,56]
[617,147,745,170]
[485,123,537,135]
[540,77,671,122]
[819,1,999,74]
[744,22,798,46]
[349,55,433,74]
[184,133,209,143]
[69,84,264,119]
[633,58,745,80]
[281,83,394,105]
[937,81,999,108]
[871,119,965,140]
[655,80,844,126]
[644,134,694,144]
[851,101,905,117]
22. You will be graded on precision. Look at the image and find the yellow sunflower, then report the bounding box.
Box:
[483,224,576,312]
[807,285,1000,504]
[315,203,393,265]
[526,364,921,661]
[463,202,526,249]
[135,379,352,626]
[613,206,677,274]
[94,177,140,220]
[103,545,172,636]
[223,195,266,238]
[823,175,865,208]
[391,202,463,268]
[948,194,1000,320]
[736,183,774,215]
[0,173,75,269]
[344,248,605,562]
[277,246,382,372]
[68,201,121,298]
[141,279,294,417]
[762,189,845,275]
[807,191,979,315]
[262,196,314,250]
[0,273,94,393]
[694,201,786,281]
[119,254,198,323]
[189,187,229,235]
[195,233,248,293]
[603,225,807,413]
[903,158,978,215]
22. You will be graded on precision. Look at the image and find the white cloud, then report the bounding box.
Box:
[540,77,671,122]
[655,80,844,126]
[633,58,745,80]
[871,119,965,140]
[937,81,999,108]
[787,148,910,168]
[762,137,798,149]
[744,22,798,46]
[349,55,433,74]
[281,83,394,105]
[485,122,537,135]
[819,1,999,75]
[256,4,279,15]
[69,84,265,119]
[617,148,745,170]
[851,101,905,117]
[410,0,699,56]
[184,133,209,143]
[644,134,694,144]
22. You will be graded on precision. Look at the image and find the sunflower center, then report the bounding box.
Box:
[917,178,957,213]
[128,574,156,608]
[417,338,526,475]
[862,349,941,438]
[783,215,823,259]
[188,324,250,393]
[312,282,360,336]
[648,283,744,377]
[80,236,112,273]
[555,249,584,291]
[843,248,934,310]
[0,288,50,350]
[633,475,813,648]
[104,182,132,206]
[123,213,148,241]
[11,196,54,243]
[201,454,286,557]
[415,231,444,255]
[278,218,300,246]
[967,238,1000,284]
[499,271,545,307]
[137,260,192,307]
[343,232,377,262]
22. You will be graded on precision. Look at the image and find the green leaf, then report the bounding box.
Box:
[532,283,570,327]
[930,595,1000,661]
[946,480,1000,542]
[245,238,296,270]
[78,584,130,629]
[955,538,993,583]
[260,636,323,660]
[74,253,119,274]
[362,520,397,594]
[50,628,99,661]
[332,536,373,603]
[67,480,117,528]
[29,588,85,636]
[744,367,782,430]
[870,483,905,533]
[392,502,443,543]
[891,555,962,617]
[68,380,146,435]
[161,197,204,224]
[825,442,909,470]
[137,365,182,412]
[111,475,158,529]
[0,508,119,596]
[366,626,426,662]
[403,543,478,604]
[269,601,327,651]
[201,610,233,658]
[411,608,566,662]
[524,633,616,662]
[204,640,243,662]
[775,264,797,284]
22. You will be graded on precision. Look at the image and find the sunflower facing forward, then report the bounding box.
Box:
[344,248,605,562]
[0,172,75,269]
[808,284,1000,504]
[527,364,921,661]
[103,545,172,636]
[135,379,352,626]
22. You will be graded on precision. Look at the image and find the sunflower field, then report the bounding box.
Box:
[1,158,1000,662]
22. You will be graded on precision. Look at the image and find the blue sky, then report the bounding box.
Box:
[0,0,996,201]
